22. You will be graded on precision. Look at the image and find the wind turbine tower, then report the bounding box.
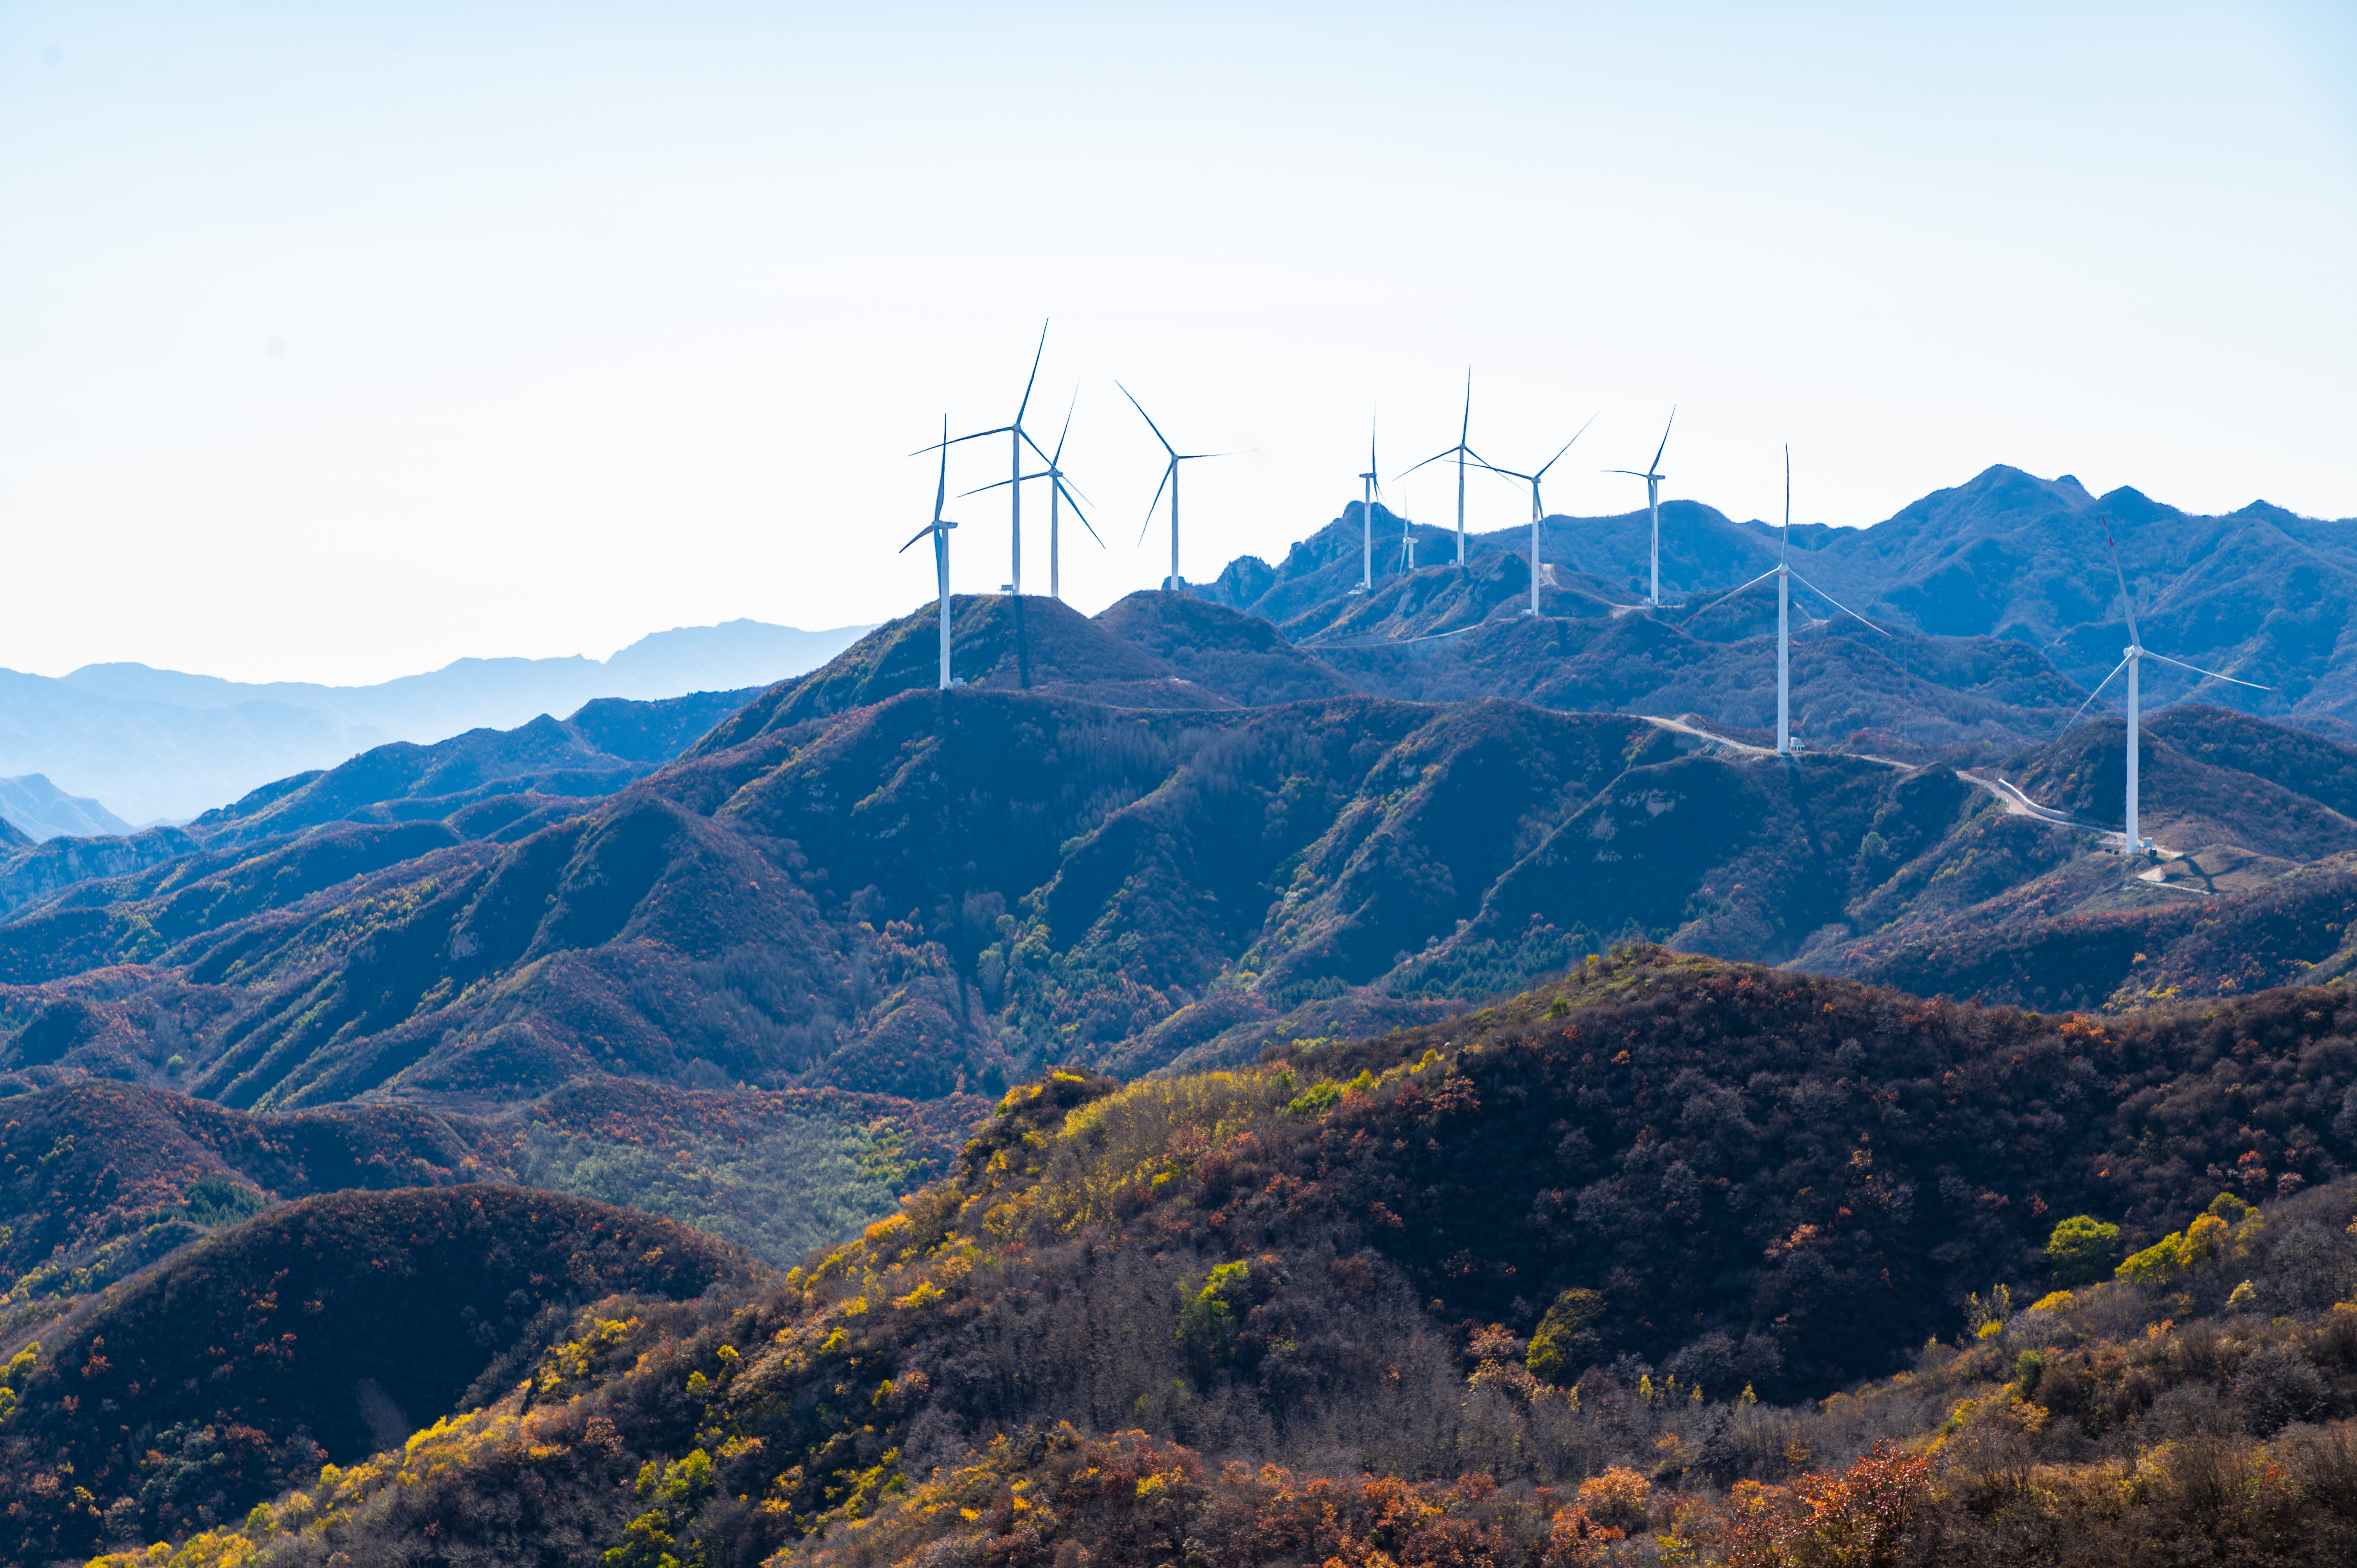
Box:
[1604,408,1676,607]
[1399,370,1481,567]
[1685,445,1886,754]
[959,388,1098,600]
[917,321,1052,595]
[1357,415,1380,592]
[1777,454,1790,751]
[1477,414,1596,616]
[898,418,963,690]
[1119,384,1235,592]
[2065,521,2270,855]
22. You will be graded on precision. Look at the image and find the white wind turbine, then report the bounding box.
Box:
[1476,414,1597,617]
[898,417,962,690]
[1604,407,1676,607]
[1118,383,1236,592]
[916,320,1052,595]
[1684,445,1886,754]
[2064,520,2271,856]
[1355,414,1382,593]
[960,389,1101,600]
[1398,369,1482,567]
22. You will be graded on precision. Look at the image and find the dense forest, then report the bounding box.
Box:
[4,950,2355,1564]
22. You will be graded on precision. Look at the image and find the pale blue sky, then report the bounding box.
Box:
[3,1,2352,683]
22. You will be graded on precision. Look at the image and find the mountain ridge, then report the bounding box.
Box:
[0,618,871,823]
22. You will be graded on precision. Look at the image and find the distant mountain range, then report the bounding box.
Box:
[0,618,870,824]
[0,773,133,842]
[1201,463,2356,737]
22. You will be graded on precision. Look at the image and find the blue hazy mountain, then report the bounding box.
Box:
[0,774,136,842]
[1199,466,2357,729]
[0,619,870,825]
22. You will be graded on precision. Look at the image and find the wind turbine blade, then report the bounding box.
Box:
[1681,565,1782,621]
[1015,319,1047,426]
[1601,468,1650,477]
[1397,447,1463,479]
[1534,413,1601,480]
[1473,459,1533,483]
[1140,459,1175,542]
[1117,382,1178,458]
[2143,651,2274,691]
[1055,479,1102,545]
[2065,657,2131,728]
[910,426,1014,456]
[933,416,949,523]
[899,523,939,553]
[1460,367,1471,446]
[1650,406,1676,473]
[2101,519,2143,648]
[1788,569,1891,635]
[959,473,1053,497]
[1051,387,1078,464]
[1782,444,1791,565]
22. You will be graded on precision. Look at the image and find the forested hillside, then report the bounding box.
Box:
[11,680,2357,1130]
[20,952,2357,1566]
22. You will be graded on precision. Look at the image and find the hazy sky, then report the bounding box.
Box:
[4,2,2352,685]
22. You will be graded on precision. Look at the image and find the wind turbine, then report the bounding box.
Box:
[1476,414,1597,617]
[913,320,1051,595]
[898,418,961,690]
[961,389,1100,600]
[1398,369,1481,567]
[2064,520,2271,856]
[1118,383,1235,592]
[1356,414,1381,593]
[1683,445,1887,754]
[1604,407,1676,607]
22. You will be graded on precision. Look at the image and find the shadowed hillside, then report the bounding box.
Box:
[0,1185,761,1559]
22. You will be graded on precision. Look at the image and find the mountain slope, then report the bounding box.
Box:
[7,676,2354,1120]
[43,956,2357,1568]
[0,691,1833,1109]
[0,1186,761,1559]
[0,686,750,929]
